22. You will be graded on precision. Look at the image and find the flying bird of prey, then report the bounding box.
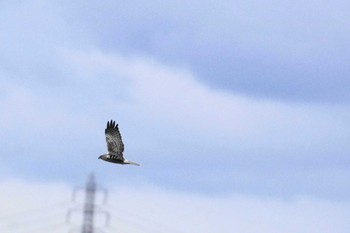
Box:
[98,120,140,166]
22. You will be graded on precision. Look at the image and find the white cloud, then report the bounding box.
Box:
[0,179,71,233]
[0,179,349,233]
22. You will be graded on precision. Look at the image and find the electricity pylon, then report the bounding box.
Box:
[67,173,109,233]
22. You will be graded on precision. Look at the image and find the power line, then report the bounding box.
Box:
[0,201,71,233]
[14,220,68,233]
[0,200,70,222]
[103,204,187,233]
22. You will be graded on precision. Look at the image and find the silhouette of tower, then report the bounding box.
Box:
[82,174,96,233]
[67,173,109,233]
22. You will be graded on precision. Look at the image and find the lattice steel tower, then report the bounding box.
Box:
[67,173,109,233]
[82,174,96,233]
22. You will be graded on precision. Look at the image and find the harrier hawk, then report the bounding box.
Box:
[98,120,140,166]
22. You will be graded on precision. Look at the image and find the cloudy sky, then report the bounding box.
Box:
[0,0,349,232]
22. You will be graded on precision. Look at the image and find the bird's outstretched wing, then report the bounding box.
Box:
[105,120,124,159]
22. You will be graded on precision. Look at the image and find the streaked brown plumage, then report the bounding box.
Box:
[98,120,140,166]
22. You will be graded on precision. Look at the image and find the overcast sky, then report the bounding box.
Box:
[0,1,349,232]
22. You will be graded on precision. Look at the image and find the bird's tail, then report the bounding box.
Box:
[125,160,140,166]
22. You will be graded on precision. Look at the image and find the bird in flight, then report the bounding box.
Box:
[98,120,140,166]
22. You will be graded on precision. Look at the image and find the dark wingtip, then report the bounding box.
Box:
[106,120,118,129]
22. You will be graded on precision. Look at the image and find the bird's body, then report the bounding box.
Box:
[98,120,140,166]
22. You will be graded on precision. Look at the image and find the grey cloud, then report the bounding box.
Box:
[3,0,350,102]
[1,0,350,201]
[59,0,350,102]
